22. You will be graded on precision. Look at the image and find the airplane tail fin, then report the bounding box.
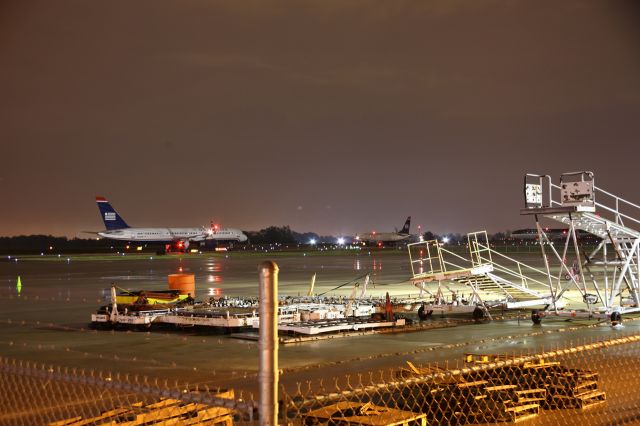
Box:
[400,216,411,234]
[96,196,129,230]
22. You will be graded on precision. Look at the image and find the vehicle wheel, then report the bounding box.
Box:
[531,309,542,325]
[472,307,485,321]
[371,313,385,321]
[611,311,622,326]
[417,305,432,320]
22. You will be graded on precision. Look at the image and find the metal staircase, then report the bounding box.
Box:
[522,171,640,319]
[408,231,556,309]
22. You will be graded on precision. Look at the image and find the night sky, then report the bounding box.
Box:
[2,1,640,237]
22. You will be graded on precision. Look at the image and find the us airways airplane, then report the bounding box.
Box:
[355,216,413,244]
[95,196,248,249]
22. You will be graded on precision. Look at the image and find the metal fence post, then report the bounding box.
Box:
[259,261,279,426]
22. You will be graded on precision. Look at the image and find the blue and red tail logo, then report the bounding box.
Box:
[96,196,130,230]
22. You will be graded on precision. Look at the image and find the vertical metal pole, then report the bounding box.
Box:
[603,241,609,308]
[534,217,557,312]
[258,261,279,426]
[110,284,118,323]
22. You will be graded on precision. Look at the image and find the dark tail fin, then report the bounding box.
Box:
[400,216,411,234]
[96,196,129,230]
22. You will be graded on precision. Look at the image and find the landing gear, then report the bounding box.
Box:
[531,309,542,325]
[611,311,622,326]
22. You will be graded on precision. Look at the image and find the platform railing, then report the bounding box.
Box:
[468,231,492,268]
[473,242,553,292]
[525,172,640,231]
[408,240,444,277]
[438,247,477,273]
[410,233,553,297]
[408,240,479,279]
[592,186,640,230]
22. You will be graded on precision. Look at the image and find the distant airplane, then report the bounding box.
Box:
[94,196,248,249]
[355,216,412,244]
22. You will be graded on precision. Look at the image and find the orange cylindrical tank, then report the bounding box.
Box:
[168,273,196,297]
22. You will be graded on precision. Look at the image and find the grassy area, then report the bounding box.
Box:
[3,248,410,262]
[4,243,600,262]
[4,253,165,262]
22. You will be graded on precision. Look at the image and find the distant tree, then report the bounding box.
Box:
[246,226,297,244]
[490,232,506,242]
[489,230,514,242]
[0,235,115,254]
[423,231,439,241]
[292,231,320,244]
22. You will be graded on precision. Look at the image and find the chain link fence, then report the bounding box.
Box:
[2,334,640,425]
[282,334,640,425]
[0,357,255,425]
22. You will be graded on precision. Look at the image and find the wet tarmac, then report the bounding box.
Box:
[1,249,638,394]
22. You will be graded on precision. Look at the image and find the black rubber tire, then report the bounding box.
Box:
[531,309,542,325]
[611,311,622,326]
[417,305,432,320]
[472,307,485,320]
[371,313,385,321]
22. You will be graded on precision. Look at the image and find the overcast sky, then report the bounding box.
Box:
[1,1,639,237]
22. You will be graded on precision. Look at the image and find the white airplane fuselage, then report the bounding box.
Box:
[94,196,248,245]
[356,232,411,243]
[356,216,412,244]
[98,227,248,243]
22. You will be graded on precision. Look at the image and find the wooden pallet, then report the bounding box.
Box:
[302,401,427,426]
[504,403,540,423]
[547,369,606,410]
[48,391,235,425]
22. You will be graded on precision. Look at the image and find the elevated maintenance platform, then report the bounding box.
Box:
[521,171,640,320]
[408,231,557,311]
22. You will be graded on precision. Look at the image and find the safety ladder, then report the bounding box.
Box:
[522,171,640,317]
[408,232,556,310]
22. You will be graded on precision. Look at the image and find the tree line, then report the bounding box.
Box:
[0,228,520,254]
